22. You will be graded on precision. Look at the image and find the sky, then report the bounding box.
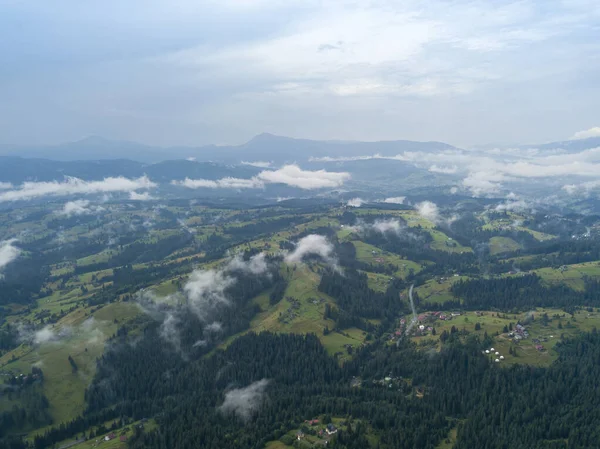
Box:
[1,0,599,148]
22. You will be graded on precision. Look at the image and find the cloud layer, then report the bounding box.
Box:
[218,379,270,423]
[284,234,335,264]
[0,239,20,272]
[0,176,156,202]
[173,164,350,190]
[58,199,105,217]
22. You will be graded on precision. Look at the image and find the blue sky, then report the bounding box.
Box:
[1,0,599,147]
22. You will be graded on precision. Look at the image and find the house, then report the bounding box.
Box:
[535,344,544,351]
[306,419,319,426]
[104,433,116,441]
[297,431,305,440]
[326,424,338,435]
[120,435,127,442]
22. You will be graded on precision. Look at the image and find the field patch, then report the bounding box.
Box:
[415,276,468,305]
[489,236,522,255]
[408,308,600,367]
[429,230,472,253]
[0,302,140,428]
[353,241,422,279]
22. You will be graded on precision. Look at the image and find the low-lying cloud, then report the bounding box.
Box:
[429,165,458,174]
[347,197,364,207]
[0,239,20,272]
[372,218,403,234]
[0,176,156,202]
[241,161,272,168]
[571,126,600,140]
[562,180,600,197]
[257,165,350,189]
[184,270,235,322]
[227,252,268,275]
[0,182,13,190]
[173,177,264,189]
[183,252,270,322]
[416,201,440,225]
[284,234,336,265]
[494,195,533,212]
[218,379,270,423]
[129,191,155,201]
[174,165,350,191]
[58,199,105,217]
[382,196,405,204]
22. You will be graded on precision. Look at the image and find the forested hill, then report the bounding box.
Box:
[30,329,600,449]
[3,200,600,449]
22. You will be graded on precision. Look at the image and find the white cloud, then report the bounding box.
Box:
[462,171,503,197]
[382,196,405,204]
[416,201,440,225]
[173,165,350,190]
[184,269,235,322]
[58,199,105,217]
[160,313,183,354]
[309,154,382,162]
[284,234,335,265]
[129,191,155,201]
[227,252,269,275]
[32,325,73,345]
[372,219,403,234]
[429,165,458,174]
[0,182,13,190]
[33,327,57,345]
[494,196,532,212]
[571,127,600,140]
[347,197,364,207]
[256,164,350,189]
[218,379,270,423]
[0,176,156,202]
[242,161,272,168]
[562,180,600,196]
[0,239,20,272]
[172,177,264,189]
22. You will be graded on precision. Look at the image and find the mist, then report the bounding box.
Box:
[284,234,336,265]
[218,379,270,423]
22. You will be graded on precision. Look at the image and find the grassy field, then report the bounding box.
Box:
[410,308,600,367]
[0,302,140,427]
[436,424,459,449]
[263,417,366,449]
[57,419,157,449]
[489,236,522,255]
[507,261,600,291]
[429,229,472,253]
[414,276,468,305]
[353,241,423,279]
[218,264,366,363]
[481,214,556,241]
[365,271,392,292]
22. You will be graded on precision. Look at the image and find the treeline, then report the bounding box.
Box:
[36,327,600,449]
[318,268,408,330]
[0,387,51,438]
[83,331,450,449]
[450,274,600,311]
[224,216,310,239]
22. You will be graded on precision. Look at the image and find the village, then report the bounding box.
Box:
[387,309,555,358]
[278,417,347,447]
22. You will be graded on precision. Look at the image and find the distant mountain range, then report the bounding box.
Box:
[0,157,261,184]
[2,133,599,165]
[0,133,456,164]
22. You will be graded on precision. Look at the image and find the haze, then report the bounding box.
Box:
[1,0,599,147]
